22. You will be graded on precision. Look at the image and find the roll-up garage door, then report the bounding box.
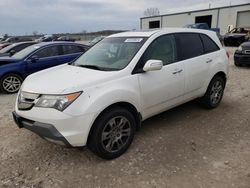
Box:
[237,11,250,27]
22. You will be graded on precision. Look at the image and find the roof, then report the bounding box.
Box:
[141,3,250,19]
[108,30,160,38]
[108,28,217,38]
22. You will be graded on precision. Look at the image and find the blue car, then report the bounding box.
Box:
[0,42,88,93]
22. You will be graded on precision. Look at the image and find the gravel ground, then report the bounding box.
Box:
[0,47,250,188]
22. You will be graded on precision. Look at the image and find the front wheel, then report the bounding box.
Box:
[201,76,225,109]
[0,74,23,94]
[88,107,136,159]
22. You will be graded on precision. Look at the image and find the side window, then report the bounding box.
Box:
[200,34,220,53]
[175,33,203,60]
[62,45,84,55]
[34,46,60,58]
[143,34,177,66]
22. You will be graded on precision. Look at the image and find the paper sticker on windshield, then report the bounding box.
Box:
[125,38,143,43]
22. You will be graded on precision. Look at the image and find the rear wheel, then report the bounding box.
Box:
[201,76,225,109]
[0,74,23,94]
[88,107,136,159]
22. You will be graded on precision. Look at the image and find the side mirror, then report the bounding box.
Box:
[143,60,163,72]
[9,50,16,56]
[29,55,39,63]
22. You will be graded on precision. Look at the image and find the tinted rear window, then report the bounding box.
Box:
[200,34,220,53]
[62,45,85,54]
[175,33,203,60]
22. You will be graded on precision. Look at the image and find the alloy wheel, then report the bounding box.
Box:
[101,116,131,153]
[2,75,22,93]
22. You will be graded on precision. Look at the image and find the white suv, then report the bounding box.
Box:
[13,28,229,159]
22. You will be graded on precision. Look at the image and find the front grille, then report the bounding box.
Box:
[245,50,250,54]
[18,92,40,110]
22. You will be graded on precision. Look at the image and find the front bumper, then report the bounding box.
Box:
[13,111,71,146]
[234,52,250,65]
[13,107,96,147]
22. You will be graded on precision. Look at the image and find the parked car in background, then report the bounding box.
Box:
[0,42,89,93]
[224,27,250,46]
[2,37,32,43]
[0,41,37,57]
[35,35,58,42]
[234,41,250,66]
[88,36,105,46]
[0,42,11,50]
[56,36,75,42]
[13,28,229,159]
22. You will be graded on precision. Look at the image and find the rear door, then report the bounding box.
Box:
[25,45,61,75]
[175,33,209,95]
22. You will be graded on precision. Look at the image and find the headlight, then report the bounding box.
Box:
[35,92,82,111]
[238,45,243,52]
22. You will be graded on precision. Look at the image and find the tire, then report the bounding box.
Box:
[234,61,242,67]
[200,76,225,109]
[0,73,23,94]
[88,107,136,159]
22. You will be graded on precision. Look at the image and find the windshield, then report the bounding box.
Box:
[12,44,39,59]
[74,37,147,71]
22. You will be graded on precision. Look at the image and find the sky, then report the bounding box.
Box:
[0,0,249,35]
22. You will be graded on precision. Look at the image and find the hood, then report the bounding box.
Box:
[0,56,21,66]
[21,64,119,94]
[241,41,250,49]
[0,53,10,57]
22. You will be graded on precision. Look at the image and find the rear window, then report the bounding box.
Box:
[175,33,203,60]
[62,45,85,54]
[200,34,220,53]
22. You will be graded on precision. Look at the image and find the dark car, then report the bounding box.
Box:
[0,42,89,93]
[234,41,250,66]
[56,36,75,42]
[224,27,250,47]
[0,41,37,57]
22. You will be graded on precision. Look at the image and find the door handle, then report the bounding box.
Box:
[206,59,212,63]
[172,69,183,74]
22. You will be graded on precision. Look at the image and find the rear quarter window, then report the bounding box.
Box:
[200,34,220,53]
[175,33,203,60]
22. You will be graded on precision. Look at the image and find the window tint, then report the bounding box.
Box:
[62,45,85,55]
[143,34,177,66]
[175,33,203,60]
[200,34,219,53]
[34,46,60,58]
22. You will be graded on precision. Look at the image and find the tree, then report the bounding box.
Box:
[32,31,38,36]
[143,8,160,17]
[3,34,8,39]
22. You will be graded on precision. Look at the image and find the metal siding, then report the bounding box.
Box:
[141,4,250,35]
[237,11,250,27]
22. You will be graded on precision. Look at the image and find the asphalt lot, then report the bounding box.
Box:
[1,47,250,188]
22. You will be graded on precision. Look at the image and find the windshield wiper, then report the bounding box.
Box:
[76,64,102,70]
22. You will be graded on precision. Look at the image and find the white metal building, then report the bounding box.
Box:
[140,3,250,35]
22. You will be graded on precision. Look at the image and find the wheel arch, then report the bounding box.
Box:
[212,71,227,85]
[87,101,142,145]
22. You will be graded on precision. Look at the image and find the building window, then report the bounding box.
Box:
[149,21,160,29]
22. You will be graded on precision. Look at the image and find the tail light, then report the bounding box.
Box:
[226,51,230,59]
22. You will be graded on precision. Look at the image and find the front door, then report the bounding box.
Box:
[137,34,185,118]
